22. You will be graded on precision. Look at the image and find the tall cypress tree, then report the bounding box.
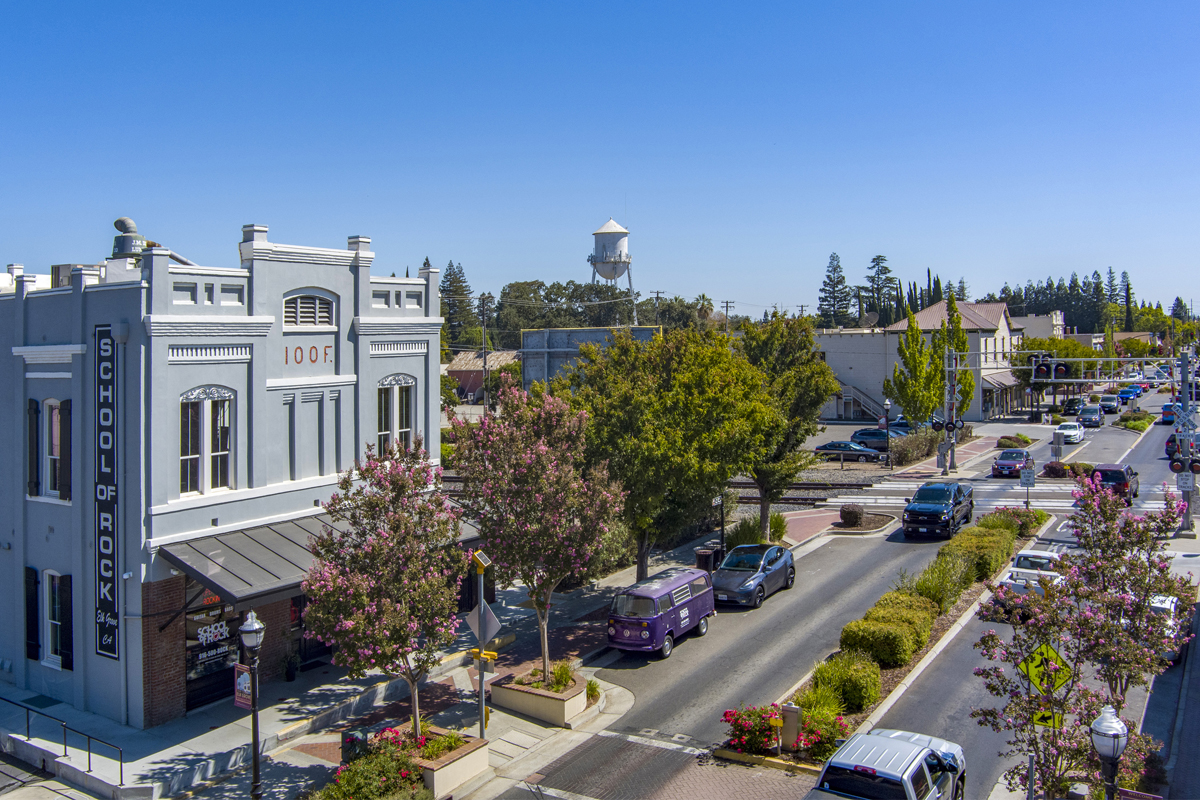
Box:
[1106,267,1120,304]
[1124,281,1134,332]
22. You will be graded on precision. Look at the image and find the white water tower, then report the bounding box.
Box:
[587,218,638,324]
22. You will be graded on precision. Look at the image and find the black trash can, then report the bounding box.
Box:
[694,548,715,572]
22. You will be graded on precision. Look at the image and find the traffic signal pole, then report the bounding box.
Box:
[1182,349,1194,534]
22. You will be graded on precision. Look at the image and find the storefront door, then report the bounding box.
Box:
[184,581,242,711]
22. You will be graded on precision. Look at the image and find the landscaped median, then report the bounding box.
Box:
[711,507,1054,773]
[488,659,602,727]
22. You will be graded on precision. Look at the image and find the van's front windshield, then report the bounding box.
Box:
[610,595,656,618]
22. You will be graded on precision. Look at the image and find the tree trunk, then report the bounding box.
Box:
[405,673,422,738]
[533,584,554,681]
[759,492,771,539]
[636,530,651,581]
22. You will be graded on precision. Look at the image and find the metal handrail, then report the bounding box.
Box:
[0,695,124,785]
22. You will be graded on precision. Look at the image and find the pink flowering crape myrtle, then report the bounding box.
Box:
[454,380,624,681]
[303,436,467,737]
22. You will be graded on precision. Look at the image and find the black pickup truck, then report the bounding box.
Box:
[902,481,974,539]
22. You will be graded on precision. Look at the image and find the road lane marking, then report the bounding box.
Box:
[597,730,706,755]
[525,785,603,800]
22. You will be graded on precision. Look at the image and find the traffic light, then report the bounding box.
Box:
[1053,362,1069,380]
[1034,359,1051,381]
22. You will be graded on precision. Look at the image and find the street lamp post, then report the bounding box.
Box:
[883,399,892,470]
[1090,705,1129,800]
[239,611,266,800]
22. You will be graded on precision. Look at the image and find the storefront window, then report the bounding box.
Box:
[184,580,241,710]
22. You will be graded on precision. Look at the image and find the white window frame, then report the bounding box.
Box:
[377,375,416,453]
[42,569,63,670]
[180,387,235,496]
[43,399,62,498]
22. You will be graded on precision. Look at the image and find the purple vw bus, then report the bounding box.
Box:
[607,567,715,658]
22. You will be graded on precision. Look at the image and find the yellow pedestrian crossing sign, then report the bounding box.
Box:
[1018,643,1071,693]
[1032,709,1063,728]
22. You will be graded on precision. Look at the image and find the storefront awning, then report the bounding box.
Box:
[983,371,1020,389]
[158,514,350,611]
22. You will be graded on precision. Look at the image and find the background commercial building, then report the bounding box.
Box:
[0,221,442,728]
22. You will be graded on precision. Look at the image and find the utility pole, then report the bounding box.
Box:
[1181,348,1194,534]
[652,290,664,327]
[797,304,808,317]
[722,300,734,334]
[942,348,952,477]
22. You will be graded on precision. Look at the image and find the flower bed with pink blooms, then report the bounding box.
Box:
[720,704,850,764]
[305,723,487,800]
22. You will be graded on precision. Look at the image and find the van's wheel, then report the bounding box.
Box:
[785,568,796,589]
[697,617,709,636]
[752,587,765,609]
[660,634,674,659]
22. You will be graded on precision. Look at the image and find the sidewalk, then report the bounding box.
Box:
[891,435,999,480]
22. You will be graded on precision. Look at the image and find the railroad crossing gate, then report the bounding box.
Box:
[1018,642,1071,694]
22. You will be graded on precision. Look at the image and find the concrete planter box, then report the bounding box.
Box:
[490,673,587,727]
[409,724,490,800]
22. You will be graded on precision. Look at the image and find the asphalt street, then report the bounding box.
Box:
[878,390,1180,798]
[596,533,947,746]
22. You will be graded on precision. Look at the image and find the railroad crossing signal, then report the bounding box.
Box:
[1018,642,1071,694]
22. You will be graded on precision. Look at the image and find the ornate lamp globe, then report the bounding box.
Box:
[1090,705,1128,761]
[239,610,266,651]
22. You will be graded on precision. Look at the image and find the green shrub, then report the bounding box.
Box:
[440,441,455,466]
[792,682,845,718]
[873,590,940,620]
[840,619,917,668]
[940,528,1016,581]
[1089,394,1101,402]
[1124,419,1151,432]
[798,708,852,762]
[975,514,1020,535]
[915,553,975,614]
[996,437,1025,449]
[1068,462,1095,478]
[549,660,573,692]
[586,678,601,704]
[1042,461,1069,478]
[419,729,465,760]
[812,650,882,712]
[840,503,864,527]
[315,746,425,800]
[889,429,941,466]
[726,516,766,548]
[985,507,1049,537]
[865,605,933,648]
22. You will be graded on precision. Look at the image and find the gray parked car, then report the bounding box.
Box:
[711,544,795,608]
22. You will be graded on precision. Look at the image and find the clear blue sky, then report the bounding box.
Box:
[2,1,1197,313]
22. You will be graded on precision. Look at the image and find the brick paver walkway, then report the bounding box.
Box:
[894,436,998,479]
[781,509,842,546]
[498,734,815,800]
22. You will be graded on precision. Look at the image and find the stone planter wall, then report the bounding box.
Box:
[401,723,490,799]
[489,673,587,727]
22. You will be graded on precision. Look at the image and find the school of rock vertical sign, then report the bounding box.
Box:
[95,325,119,660]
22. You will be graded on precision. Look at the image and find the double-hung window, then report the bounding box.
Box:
[377,376,415,454]
[25,568,73,671]
[27,398,71,501]
[180,387,234,495]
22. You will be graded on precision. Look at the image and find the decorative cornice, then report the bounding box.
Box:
[239,241,374,269]
[369,341,428,357]
[264,374,357,391]
[353,318,442,335]
[144,315,274,337]
[12,344,87,364]
[168,266,250,278]
[169,344,252,364]
[379,373,417,387]
[181,385,236,401]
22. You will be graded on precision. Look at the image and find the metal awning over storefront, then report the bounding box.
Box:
[983,371,1020,389]
[158,514,350,610]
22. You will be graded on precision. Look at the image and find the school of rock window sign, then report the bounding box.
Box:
[94,325,119,660]
[184,580,242,710]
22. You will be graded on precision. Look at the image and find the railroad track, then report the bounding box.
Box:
[725,480,872,491]
[735,495,827,506]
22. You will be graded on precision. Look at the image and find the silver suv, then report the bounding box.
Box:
[804,728,967,800]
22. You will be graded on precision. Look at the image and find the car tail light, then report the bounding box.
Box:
[853,766,877,776]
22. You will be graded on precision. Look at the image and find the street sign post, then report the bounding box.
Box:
[1020,463,1035,509]
[1017,642,1071,694]
[1177,473,1196,492]
[469,551,499,740]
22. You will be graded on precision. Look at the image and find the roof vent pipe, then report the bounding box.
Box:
[110,217,197,265]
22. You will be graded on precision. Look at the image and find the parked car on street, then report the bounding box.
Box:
[992,448,1033,478]
[1100,395,1122,414]
[902,482,974,539]
[1055,422,1085,444]
[1078,405,1104,428]
[1062,397,1085,415]
[803,729,967,800]
[711,544,795,609]
[815,441,883,463]
[1151,595,1185,664]
[851,428,905,452]
[607,567,715,659]
[1093,463,1140,505]
[997,550,1063,600]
